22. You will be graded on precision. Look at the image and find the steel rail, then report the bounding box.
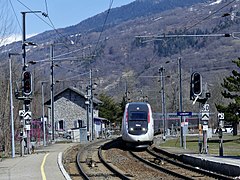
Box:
[76,139,127,180]
[76,139,107,180]
[76,149,90,180]
[98,142,131,180]
[129,150,193,180]
[150,146,234,180]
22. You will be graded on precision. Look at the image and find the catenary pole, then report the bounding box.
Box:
[159,66,166,140]
[178,57,184,147]
[90,69,94,141]
[50,44,55,141]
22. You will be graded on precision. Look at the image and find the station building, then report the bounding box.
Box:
[44,86,104,140]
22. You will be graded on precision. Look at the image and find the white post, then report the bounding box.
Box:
[42,82,46,146]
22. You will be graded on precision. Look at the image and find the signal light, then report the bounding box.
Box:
[22,71,32,96]
[191,72,202,96]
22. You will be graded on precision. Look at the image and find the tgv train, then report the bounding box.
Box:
[121,102,154,147]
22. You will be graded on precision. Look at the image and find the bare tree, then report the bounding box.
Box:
[0,0,18,156]
[0,0,15,46]
[0,67,11,156]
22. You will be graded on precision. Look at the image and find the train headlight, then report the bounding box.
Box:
[142,128,146,131]
[130,128,134,131]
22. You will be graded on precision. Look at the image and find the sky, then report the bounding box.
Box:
[7,0,136,37]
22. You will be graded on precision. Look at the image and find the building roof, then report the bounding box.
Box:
[45,86,102,105]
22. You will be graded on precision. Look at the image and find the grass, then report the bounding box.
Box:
[159,134,240,156]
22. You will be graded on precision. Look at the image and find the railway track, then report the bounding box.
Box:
[103,140,178,179]
[64,139,235,179]
[149,146,234,180]
[76,139,122,180]
[129,149,211,180]
[74,138,177,179]
[129,146,235,179]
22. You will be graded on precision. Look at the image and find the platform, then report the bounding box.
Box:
[182,154,240,177]
[0,142,75,180]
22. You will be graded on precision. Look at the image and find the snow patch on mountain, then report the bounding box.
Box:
[209,0,222,6]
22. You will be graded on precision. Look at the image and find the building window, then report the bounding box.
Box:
[56,120,65,131]
[59,120,64,130]
[74,120,83,128]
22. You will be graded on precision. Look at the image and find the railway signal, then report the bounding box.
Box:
[191,72,202,96]
[22,71,32,96]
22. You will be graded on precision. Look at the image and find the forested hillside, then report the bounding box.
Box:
[0,0,239,120]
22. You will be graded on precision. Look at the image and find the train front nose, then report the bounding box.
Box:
[128,121,148,135]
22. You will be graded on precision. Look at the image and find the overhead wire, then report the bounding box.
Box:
[34,45,94,63]
[92,0,114,56]
[9,0,22,34]
[10,0,115,62]
[144,0,238,69]
[54,64,101,84]
[43,0,73,45]
[186,0,237,31]
[16,0,53,28]
[41,0,111,61]
[11,0,91,62]
[15,0,73,45]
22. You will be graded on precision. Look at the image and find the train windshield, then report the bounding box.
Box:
[129,111,147,121]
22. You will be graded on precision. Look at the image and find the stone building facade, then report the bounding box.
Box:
[45,86,101,133]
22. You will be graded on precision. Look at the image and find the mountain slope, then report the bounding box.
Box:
[0,0,239,114]
[24,0,207,43]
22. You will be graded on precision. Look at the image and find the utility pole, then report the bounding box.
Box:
[86,69,93,141]
[125,81,128,102]
[22,12,26,71]
[86,85,90,141]
[90,69,94,141]
[159,66,166,140]
[50,44,55,141]
[21,12,30,155]
[21,12,27,156]
[178,57,184,147]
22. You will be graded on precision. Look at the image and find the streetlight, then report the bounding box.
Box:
[8,53,21,158]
